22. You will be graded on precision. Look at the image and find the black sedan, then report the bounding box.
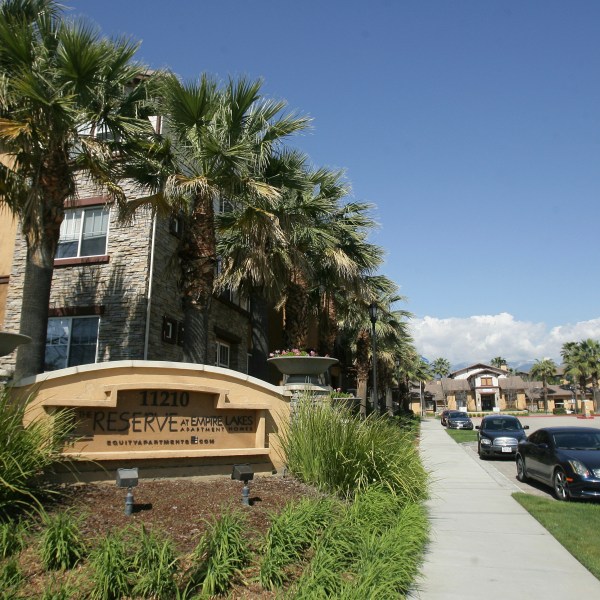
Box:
[516,427,600,501]
[446,411,473,430]
[476,415,529,459]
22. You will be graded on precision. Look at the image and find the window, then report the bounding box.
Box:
[56,207,109,258]
[217,196,234,214]
[215,341,230,368]
[480,377,493,387]
[45,316,100,371]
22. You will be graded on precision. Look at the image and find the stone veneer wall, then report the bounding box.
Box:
[0,179,155,373]
[145,213,184,363]
[1,178,255,378]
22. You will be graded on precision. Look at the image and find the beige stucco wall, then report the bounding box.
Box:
[0,207,17,327]
[14,360,290,481]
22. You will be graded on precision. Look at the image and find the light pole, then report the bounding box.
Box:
[394,357,400,416]
[369,302,378,414]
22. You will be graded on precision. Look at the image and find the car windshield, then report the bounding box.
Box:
[449,413,468,419]
[553,431,600,450]
[483,418,522,431]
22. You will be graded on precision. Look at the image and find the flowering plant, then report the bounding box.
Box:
[329,388,355,398]
[269,349,326,357]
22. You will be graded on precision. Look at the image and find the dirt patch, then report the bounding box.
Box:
[17,475,323,598]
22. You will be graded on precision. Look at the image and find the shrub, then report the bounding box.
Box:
[0,387,75,518]
[0,518,27,559]
[288,487,429,599]
[40,509,86,570]
[131,525,179,600]
[0,558,23,599]
[186,509,249,597]
[278,397,428,500]
[259,496,338,589]
[553,407,567,415]
[89,531,132,600]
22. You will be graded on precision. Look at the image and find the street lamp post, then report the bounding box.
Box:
[394,357,400,416]
[369,302,378,414]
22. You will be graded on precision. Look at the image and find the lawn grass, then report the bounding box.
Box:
[445,429,478,443]
[513,493,600,580]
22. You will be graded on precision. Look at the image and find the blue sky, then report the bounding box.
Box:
[66,1,600,365]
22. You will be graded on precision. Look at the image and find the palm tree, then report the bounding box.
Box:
[561,342,586,415]
[561,339,600,414]
[399,348,431,416]
[337,275,409,417]
[578,338,600,413]
[156,75,309,362]
[529,358,557,413]
[431,357,451,379]
[216,161,382,352]
[490,356,507,369]
[0,0,159,378]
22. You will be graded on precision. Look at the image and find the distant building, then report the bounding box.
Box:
[418,363,574,413]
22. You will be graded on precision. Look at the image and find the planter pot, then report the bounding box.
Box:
[267,356,339,388]
[0,332,31,356]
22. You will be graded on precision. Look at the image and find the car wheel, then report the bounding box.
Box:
[516,456,528,482]
[553,468,570,501]
[478,444,487,460]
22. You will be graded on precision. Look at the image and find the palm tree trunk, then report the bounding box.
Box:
[543,378,548,414]
[283,280,309,349]
[179,193,216,364]
[355,331,370,418]
[14,240,56,380]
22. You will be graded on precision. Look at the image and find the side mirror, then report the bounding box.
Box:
[475,425,480,430]
[524,425,530,429]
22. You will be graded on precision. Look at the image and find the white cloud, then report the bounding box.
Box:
[409,312,600,366]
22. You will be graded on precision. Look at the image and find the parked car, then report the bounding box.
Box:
[440,409,453,426]
[516,427,600,501]
[440,409,467,426]
[476,415,529,459]
[446,411,473,430]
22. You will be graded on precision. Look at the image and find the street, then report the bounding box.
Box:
[460,415,600,499]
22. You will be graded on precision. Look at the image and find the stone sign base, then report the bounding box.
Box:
[14,361,289,483]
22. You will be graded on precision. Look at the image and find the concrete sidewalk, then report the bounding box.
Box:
[408,418,600,599]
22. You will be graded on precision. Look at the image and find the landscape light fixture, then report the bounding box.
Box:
[116,468,138,516]
[369,302,379,414]
[231,464,254,506]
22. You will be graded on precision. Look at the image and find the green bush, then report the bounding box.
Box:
[278,397,428,500]
[0,557,23,599]
[131,525,179,600]
[287,486,429,599]
[0,388,75,518]
[40,509,86,571]
[186,508,250,597]
[89,531,132,600]
[0,518,27,559]
[260,496,339,590]
[553,407,567,415]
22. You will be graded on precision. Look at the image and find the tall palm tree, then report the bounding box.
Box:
[490,356,507,369]
[578,338,600,413]
[431,357,451,379]
[561,341,586,414]
[399,348,431,415]
[529,358,557,414]
[561,339,600,414]
[216,162,382,352]
[0,0,158,378]
[156,75,309,362]
[337,275,408,417]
